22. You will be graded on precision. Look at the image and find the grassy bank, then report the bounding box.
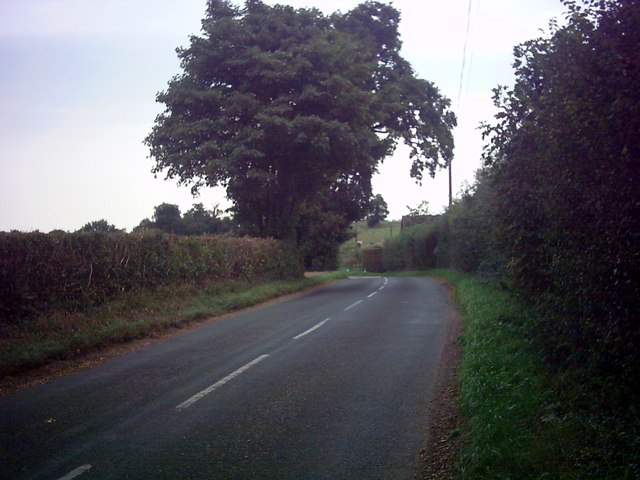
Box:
[1,271,346,375]
[436,270,572,478]
[434,269,639,479]
[338,220,400,267]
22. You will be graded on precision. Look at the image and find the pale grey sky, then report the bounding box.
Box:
[0,0,566,232]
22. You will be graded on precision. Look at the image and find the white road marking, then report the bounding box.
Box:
[176,355,269,410]
[344,300,363,311]
[57,465,91,480]
[293,318,330,340]
[367,292,377,298]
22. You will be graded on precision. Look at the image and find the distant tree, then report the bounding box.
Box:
[406,200,429,216]
[77,219,119,233]
[133,202,235,235]
[182,203,223,235]
[132,218,156,233]
[153,203,184,234]
[367,194,389,227]
[145,0,455,244]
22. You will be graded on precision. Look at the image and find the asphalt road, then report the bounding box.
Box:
[1,276,456,479]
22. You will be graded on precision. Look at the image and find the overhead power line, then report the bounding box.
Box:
[457,0,475,109]
[450,0,476,207]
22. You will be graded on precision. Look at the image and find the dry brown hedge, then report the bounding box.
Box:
[0,231,303,323]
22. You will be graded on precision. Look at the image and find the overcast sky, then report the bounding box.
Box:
[0,0,567,232]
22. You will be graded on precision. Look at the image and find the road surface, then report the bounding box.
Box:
[1,276,457,479]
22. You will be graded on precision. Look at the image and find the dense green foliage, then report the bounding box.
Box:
[442,174,504,279]
[366,194,389,227]
[150,203,184,234]
[478,0,640,395]
[382,222,440,271]
[295,184,374,270]
[389,0,639,396]
[0,231,302,323]
[77,219,120,233]
[134,202,234,235]
[146,0,455,250]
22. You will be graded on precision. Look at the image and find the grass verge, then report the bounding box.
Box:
[0,271,346,375]
[431,269,579,479]
[433,269,640,479]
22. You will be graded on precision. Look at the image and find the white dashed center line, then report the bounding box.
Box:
[176,277,389,411]
[293,318,330,340]
[176,355,269,410]
[344,299,363,311]
[57,465,92,480]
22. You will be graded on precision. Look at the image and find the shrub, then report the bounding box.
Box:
[362,246,384,272]
[383,222,440,271]
[0,231,302,323]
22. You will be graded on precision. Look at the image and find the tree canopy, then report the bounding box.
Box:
[134,202,233,235]
[76,219,120,233]
[367,194,388,227]
[152,203,184,234]
[145,0,455,243]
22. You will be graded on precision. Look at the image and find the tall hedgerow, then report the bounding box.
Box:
[383,222,441,271]
[383,0,639,403]
[0,231,302,323]
[479,0,640,396]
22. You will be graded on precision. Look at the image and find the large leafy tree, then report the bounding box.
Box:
[145,0,455,243]
[76,219,120,233]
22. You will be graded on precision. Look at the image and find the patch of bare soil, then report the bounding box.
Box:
[303,271,335,277]
[416,280,463,479]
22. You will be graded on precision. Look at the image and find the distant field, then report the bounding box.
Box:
[338,220,401,268]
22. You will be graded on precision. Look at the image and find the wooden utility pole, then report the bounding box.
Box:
[448,159,453,207]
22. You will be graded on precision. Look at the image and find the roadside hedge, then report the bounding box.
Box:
[382,223,440,271]
[0,231,302,322]
[362,245,384,272]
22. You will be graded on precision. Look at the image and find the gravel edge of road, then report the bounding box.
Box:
[415,278,463,479]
